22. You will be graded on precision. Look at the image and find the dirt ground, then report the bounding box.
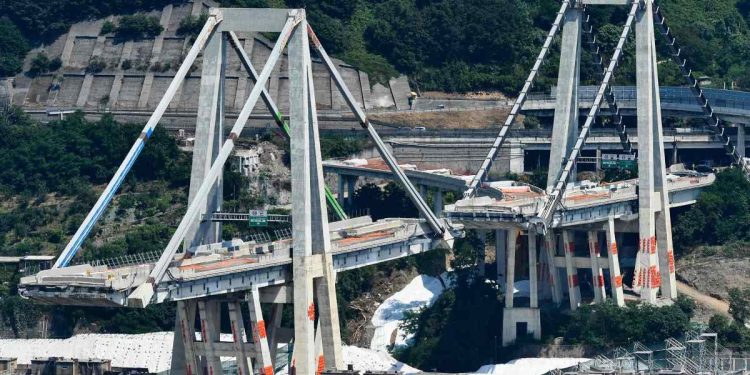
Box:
[370,108,514,129]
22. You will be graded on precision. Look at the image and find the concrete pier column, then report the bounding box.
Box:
[433,188,443,217]
[544,230,563,305]
[337,174,346,208]
[496,229,507,286]
[268,303,284,361]
[588,231,606,303]
[505,229,519,308]
[227,301,252,375]
[346,176,357,211]
[547,6,582,191]
[605,217,625,306]
[247,288,273,373]
[197,300,223,374]
[529,230,539,308]
[477,230,487,278]
[417,185,427,219]
[739,124,746,159]
[509,142,525,175]
[635,0,664,303]
[562,230,581,310]
[171,300,198,374]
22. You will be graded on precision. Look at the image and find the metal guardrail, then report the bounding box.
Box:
[72,251,163,269]
[529,86,750,111]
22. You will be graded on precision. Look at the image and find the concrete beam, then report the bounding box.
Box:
[547,7,582,191]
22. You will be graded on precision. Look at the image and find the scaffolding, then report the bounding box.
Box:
[556,328,750,374]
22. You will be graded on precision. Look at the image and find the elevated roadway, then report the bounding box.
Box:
[446,172,715,229]
[18,216,455,307]
[523,86,750,124]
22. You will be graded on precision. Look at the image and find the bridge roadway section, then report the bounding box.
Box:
[18,216,455,307]
[522,87,750,124]
[446,172,715,229]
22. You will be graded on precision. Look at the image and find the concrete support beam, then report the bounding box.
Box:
[338,174,346,208]
[477,230,487,278]
[544,231,563,305]
[562,231,581,310]
[227,301,252,375]
[504,229,519,308]
[289,18,343,372]
[171,300,198,375]
[346,176,357,211]
[739,124,747,158]
[185,31,225,250]
[588,231,606,303]
[197,300,223,374]
[247,288,273,373]
[547,6,582,191]
[433,188,443,217]
[635,1,668,303]
[529,230,539,308]
[496,229,506,286]
[605,217,625,306]
[268,303,284,361]
[502,308,541,347]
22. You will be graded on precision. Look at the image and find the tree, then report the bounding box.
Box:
[674,169,750,250]
[0,18,28,77]
[729,287,750,323]
[114,14,163,41]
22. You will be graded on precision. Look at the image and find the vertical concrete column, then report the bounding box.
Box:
[247,288,273,374]
[290,18,343,372]
[268,303,284,361]
[227,301,252,375]
[544,231,563,305]
[529,230,539,309]
[477,230,487,278]
[433,188,443,217]
[605,217,625,306]
[505,228,519,308]
[588,231,606,303]
[562,230,581,310]
[346,176,357,211]
[635,1,661,303]
[496,229,507,286]
[509,142,525,175]
[337,174,346,208]
[197,300,223,374]
[171,300,198,375]
[738,124,748,158]
[185,31,225,250]
[290,18,318,373]
[547,6,582,191]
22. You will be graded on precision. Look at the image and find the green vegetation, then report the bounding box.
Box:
[27,53,62,77]
[0,108,188,198]
[177,14,208,37]
[396,234,500,371]
[0,18,29,77]
[2,0,750,92]
[555,297,695,349]
[673,169,750,251]
[708,287,750,351]
[320,136,370,159]
[113,14,164,41]
[0,0,176,44]
[0,105,191,337]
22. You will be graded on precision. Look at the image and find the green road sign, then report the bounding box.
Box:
[602,154,637,170]
[249,209,268,227]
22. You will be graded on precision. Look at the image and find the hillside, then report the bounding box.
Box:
[4,0,750,95]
